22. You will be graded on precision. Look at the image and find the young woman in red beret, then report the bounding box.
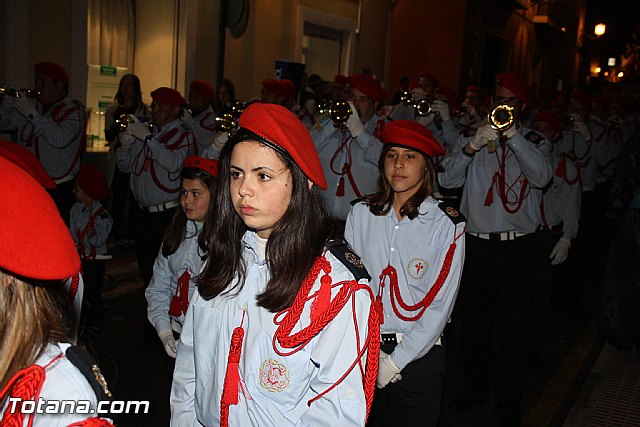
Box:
[345,120,465,427]
[145,156,217,370]
[0,157,113,427]
[170,103,379,426]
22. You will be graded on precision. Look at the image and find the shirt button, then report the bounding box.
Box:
[394,226,399,230]
[390,247,395,252]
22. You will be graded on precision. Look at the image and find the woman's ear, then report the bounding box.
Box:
[307,179,313,190]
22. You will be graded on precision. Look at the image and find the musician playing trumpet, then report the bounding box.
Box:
[0,61,86,225]
[441,73,553,426]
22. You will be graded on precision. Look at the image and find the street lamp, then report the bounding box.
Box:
[594,23,606,37]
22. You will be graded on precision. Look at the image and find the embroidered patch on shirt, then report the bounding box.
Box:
[259,359,290,392]
[407,257,429,280]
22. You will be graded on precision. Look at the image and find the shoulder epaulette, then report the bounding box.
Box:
[438,201,465,225]
[66,346,113,401]
[524,130,544,145]
[350,195,368,206]
[97,208,110,220]
[325,239,371,281]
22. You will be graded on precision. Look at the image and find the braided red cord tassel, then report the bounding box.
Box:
[66,417,115,426]
[169,270,191,317]
[0,365,46,427]
[220,321,245,427]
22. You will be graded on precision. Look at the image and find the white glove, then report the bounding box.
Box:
[503,124,518,139]
[469,124,499,151]
[550,237,571,265]
[346,101,365,138]
[573,120,591,141]
[431,100,450,121]
[14,97,38,120]
[158,329,177,358]
[377,352,402,389]
[125,114,151,142]
[119,132,135,149]
[212,130,229,150]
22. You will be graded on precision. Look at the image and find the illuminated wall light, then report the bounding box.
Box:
[608,58,616,66]
[595,66,602,73]
[618,71,624,78]
[594,23,606,36]
[561,27,567,33]
[604,71,609,77]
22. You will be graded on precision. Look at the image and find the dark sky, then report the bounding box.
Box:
[586,0,638,62]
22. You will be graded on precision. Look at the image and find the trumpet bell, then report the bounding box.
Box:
[488,104,515,131]
[231,101,248,118]
[329,99,352,129]
[215,113,238,133]
[114,113,134,132]
[414,98,432,117]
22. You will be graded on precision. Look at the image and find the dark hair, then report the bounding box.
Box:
[115,74,144,109]
[161,167,217,258]
[215,79,236,112]
[364,144,435,220]
[197,131,338,312]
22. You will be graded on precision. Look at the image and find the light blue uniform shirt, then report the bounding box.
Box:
[311,114,385,220]
[542,151,581,241]
[439,126,553,234]
[181,106,217,155]
[116,119,196,207]
[69,201,113,258]
[345,197,465,369]
[0,343,112,426]
[146,220,205,333]
[0,96,86,182]
[170,231,373,427]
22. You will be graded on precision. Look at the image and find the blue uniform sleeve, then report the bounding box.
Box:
[506,133,553,188]
[146,131,195,173]
[145,245,174,334]
[170,291,201,427]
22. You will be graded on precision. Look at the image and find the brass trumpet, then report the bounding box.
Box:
[399,89,413,105]
[488,104,515,132]
[328,99,352,130]
[414,98,433,117]
[486,104,515,152]
[0,86,39,98]
[231,100,248,118]
[214,112,238,134]
[115,113,154,133]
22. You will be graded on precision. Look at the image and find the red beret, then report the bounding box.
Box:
[279,79,297,98]
[436,86,460,109]
[418,71,440,88]
[0,141,55,189]
[262,79,287,98]
[379,120,445,157]
[333,74,348,85]
[0,156,80,280]
[238,103,327,189]
[190,80,216,102]
[151,87,186,106]
[534,111,563,136]
[77,164,108,200]
[495,73,532,104]
[571,91,592,110]
[184,156,218,177]
[466,85,484,96]
[34,61,69,86]
[348,74,386,102]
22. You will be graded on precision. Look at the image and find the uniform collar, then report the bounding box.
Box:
[385,197,437,225]
[242,230,268,265]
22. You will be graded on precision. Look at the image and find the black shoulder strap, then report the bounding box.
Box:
[524,130,544,145]
[325,239,371,281]
[438,201,466,225]
[350,195,368,206]
[65,346,113,401]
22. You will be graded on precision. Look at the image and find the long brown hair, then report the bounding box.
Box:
[197,130,339,312]
[364,144,435,219]
[162,167,216,258]
[0,271,68,392]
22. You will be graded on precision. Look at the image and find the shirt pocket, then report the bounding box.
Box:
[243,329,314,415]
[191,304,221,375]
[397,239,439,294]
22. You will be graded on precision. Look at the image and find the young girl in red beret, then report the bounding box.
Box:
[170,103,379,426]
[146,156,217,368]
[0,157,113,427]
[345,120,465,426]
[70,164,113,334]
